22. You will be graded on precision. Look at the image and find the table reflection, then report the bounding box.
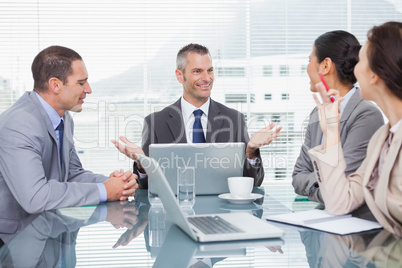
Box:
[299,229,402,268]
[0,187,401,267]
[0,207,98,267]
[0,192,151,267]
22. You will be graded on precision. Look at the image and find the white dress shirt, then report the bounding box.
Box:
[180,97,209,143]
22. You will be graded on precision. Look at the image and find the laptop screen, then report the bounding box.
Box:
[149,142,245,195]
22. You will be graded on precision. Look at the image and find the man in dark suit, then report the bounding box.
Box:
[113,43,281,188]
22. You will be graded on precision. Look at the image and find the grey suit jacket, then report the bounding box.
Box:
[0,91,108,217]
[0,206,103,267]
[292,88,384,203]
[138,98,264,188]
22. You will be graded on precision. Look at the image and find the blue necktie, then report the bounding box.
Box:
[193,109,206,143]
[56,120,64,165]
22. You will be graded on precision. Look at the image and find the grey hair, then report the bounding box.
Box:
[176,43,211,72]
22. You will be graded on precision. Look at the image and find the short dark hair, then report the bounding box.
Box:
[314,30,361,85]
[367,21,402,100]
[176,43,211,72]
[31,46,82,93]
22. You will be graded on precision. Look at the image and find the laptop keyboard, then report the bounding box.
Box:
[188,216,243,234]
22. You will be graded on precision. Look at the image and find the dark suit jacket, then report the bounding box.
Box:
[137,98,264,188]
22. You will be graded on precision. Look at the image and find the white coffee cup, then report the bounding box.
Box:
[228,177,253,198]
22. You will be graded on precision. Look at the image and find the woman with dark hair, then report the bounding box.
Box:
[310,21,402,236]
[292,31,384,203]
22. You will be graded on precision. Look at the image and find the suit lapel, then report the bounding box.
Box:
[364,126,389,186]
[362,126,390,219]
[311,108,323,146]
[29,92,58,145]
[30,92,65,180]
[206,99,223,143]
[166,99,187,143]
[310,89,361,147]
[377,125,402,216]
[339,88,362,135]
[339,88,361,123]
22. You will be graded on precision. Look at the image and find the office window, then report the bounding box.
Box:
[225,93,255,103]
[1,2,399,266]
[0,0,399,189]
[274,168,287,179]
[272,113,281,123]
[217,67,246,77]
[262,65,273,76]
[279,65,289,76]
[301,65,307,76]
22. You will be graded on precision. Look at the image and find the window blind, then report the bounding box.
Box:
[1,0,401,267]
[1,0,400,184]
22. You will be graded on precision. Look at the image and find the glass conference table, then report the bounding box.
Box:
[0,185,400,267]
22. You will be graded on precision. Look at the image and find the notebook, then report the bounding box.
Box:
[266,209,383,235]
[137,153,284,242]
[149,142,245,195]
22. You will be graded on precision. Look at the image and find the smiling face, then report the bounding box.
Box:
[176,52,214,107]
[306,46,321,92]
[58,60,92,114]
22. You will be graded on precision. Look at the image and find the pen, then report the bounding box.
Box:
[319,73,335,102]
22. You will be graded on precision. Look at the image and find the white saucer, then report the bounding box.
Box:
[218,193,263,205]
[219,202,261,211]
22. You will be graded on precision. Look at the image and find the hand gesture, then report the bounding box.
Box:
[246,123,282,159]
[313,82,343,148]
[111,136,145,160]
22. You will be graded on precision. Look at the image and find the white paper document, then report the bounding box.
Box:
[266,209,383,235]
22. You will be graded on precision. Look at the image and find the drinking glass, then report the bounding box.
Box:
[177,166,195,207]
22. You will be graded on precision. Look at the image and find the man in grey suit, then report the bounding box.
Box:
[113,43,281,188]
[0,46,138,218]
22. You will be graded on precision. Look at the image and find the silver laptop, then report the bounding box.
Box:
[149,142,245,195]
[137,154,284,243]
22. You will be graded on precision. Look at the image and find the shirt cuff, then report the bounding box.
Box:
[97,183,107,202]
[247,157,257,166]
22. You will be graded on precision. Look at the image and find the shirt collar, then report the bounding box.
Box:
[390,119,401,134]
[181,97,210,121]
[339,86,357,115]
[34,91,63,130]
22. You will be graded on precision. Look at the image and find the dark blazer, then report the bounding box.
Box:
[0,91,108,216]
[138,98,264,188]
[292,88,384,203]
